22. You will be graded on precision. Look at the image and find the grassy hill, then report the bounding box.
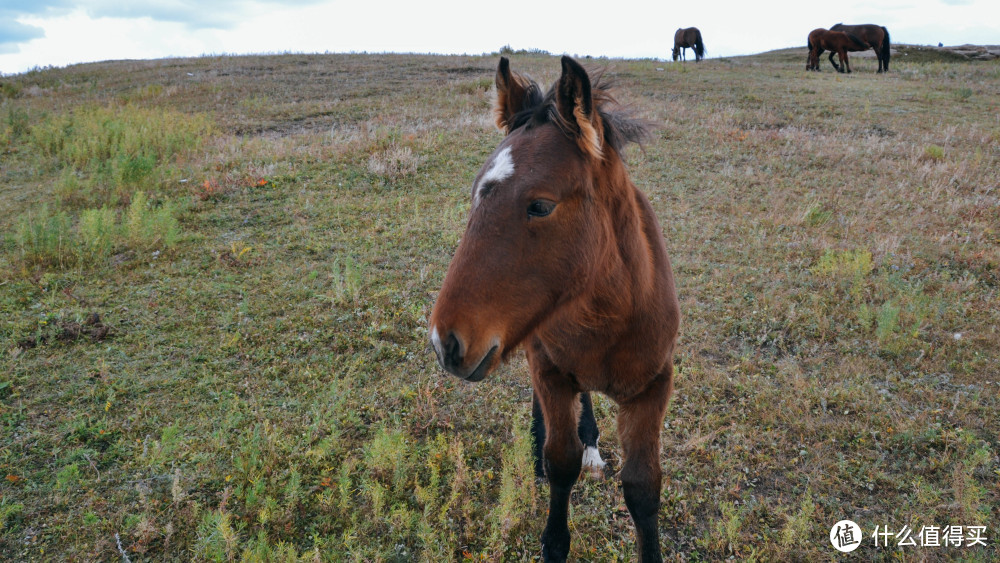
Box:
[1,50,998,560]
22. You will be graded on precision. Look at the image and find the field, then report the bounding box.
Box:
[1,47,998,560]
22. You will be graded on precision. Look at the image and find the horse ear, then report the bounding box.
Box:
[556,56,603,160]
[494,57,531,134]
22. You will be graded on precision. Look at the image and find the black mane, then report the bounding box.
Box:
[507,71,653,154]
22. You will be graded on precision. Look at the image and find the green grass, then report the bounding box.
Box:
[1,51,998,560]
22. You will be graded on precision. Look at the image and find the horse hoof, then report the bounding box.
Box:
[541,527,571,563]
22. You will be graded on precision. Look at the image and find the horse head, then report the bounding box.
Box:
[430,56,634,382]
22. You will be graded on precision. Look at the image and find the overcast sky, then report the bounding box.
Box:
[1,0,998,75]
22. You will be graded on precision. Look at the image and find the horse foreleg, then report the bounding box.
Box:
[532,391,604,479]
[578,392,605,478]
[827,51,840,72]
[531,391,546,478]
[533,373,583,562]
[617,371,672,563]
[842,51,851,73]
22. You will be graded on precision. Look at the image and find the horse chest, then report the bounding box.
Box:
[534,327,662,400]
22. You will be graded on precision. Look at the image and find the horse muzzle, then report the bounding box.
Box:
[430,327,500,382]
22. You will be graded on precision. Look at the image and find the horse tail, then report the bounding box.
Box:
[881,26,891,70]
[694,29,706,60]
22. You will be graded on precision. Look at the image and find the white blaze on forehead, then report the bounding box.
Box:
[473,146,515,206]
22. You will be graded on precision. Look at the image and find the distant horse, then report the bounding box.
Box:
[673,27,706,62]
[807,28,866,73]
[430,56,680,562]
[830,23,891,72]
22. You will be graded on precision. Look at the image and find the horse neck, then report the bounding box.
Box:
[587,154,657,310]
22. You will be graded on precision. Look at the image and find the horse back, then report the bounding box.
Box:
[831,23,885,49]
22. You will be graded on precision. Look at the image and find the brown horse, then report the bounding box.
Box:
[830,23,891,72]
[673,27,705,62]
[430,56,680,562]
[807,28,866,73]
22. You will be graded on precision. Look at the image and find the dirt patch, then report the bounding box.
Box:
[17,312,113,349]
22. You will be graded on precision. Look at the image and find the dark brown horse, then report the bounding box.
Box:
[673,27,705,62]
[830,23,891,72]
[430,56,680,562]
[807,28,866,73]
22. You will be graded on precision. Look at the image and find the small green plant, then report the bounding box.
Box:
[953,447,992,525]
[922,144,945,161]
[802,204,832,227]
[14,204,77,267]
[332,254,362,304]
[712,501,744,553]
[117,84,165,104]
[124,191,180,250]
[77,206,118,264]
[857,302,875,330]
[486,416,536,552]
[144,423,184,468]
[811,248,873,301]
[875,301,900,343]
[780,494,816,547]
[54,168,89,207]
[364,426,411,490]
[0,498,24,531]
[194,508,240,561]
[5,106,30,139]
[117,153,156,187]
[55,463,81,490]
[812,248,873,280]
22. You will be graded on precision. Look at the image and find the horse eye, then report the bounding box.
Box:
[527,200,556,218]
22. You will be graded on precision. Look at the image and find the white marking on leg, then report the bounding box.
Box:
[473,146,514,207]
[581,445,606,478]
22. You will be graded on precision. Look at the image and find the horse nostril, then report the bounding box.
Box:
[444,331,463,368]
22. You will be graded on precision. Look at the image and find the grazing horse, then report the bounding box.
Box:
[807,28,866,73]
[673,27,706,62]
[830,23,891,72]
[430,56,680,562]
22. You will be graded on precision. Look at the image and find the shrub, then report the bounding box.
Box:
[922,144,945,161]
[11,195,181,271]
[14,204,76,267]
[367,144,422,181]
[802,204,832,227]
[29,105,213,207]
[77,207,118,265]
[811,248,873,300]
[124,191,180,250]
